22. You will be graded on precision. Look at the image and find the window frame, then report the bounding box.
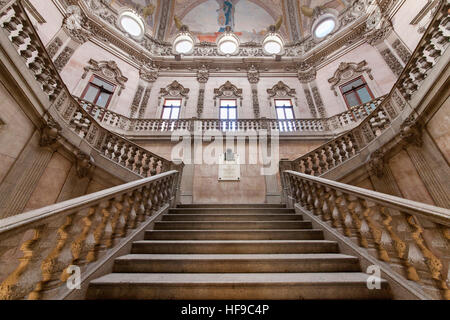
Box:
[219,99,238,120]
[274,99,295,120]
[161,98,182,120]
[81,75,116,109]
[339,75,375,109]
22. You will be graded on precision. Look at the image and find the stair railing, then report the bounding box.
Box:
[0,1,176,180]
[0,170,181,300]
[286,1,449,176]
[283,170,450,300]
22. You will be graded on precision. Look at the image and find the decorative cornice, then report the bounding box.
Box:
[267,81,296,98]
[160,80,190,98]
[297,62,316,83]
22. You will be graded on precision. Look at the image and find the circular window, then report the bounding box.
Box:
[217,33,240,55]
[175,39,193,54]
[314,18,336,38]
[173,33,195,55]
[219,40,238,54]
[312,14,338,40]
[118,11,145,39]
[263,34,284,55]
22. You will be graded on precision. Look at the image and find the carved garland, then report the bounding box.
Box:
[82,59,128,95]
[214,81,243,107]
[328,60,373,96]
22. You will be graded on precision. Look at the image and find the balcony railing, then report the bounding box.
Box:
[75,96,385,135]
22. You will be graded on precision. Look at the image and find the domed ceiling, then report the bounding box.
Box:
[108,0,352,44]
[169,0,286,43]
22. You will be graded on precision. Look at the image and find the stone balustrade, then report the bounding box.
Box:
[75,96,384,135]
[289,2,449,177]
[0,1,175,179]
[0,170,181,300]
[282,170,450,300]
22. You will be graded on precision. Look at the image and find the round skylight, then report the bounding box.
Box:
[173,33,195,55]
[118,11,145,39]
[175,39,193,54]
[217,32,240,55]
[314,18,336,38]
[263,34,284,55]
[219,40,238,54]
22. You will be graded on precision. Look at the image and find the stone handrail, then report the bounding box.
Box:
[75,96,384,135]
[288,1,449,176]
[283,170,450,300]
[0,1,175,180]
[0,170,181,300]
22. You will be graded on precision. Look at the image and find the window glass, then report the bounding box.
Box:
[341,78,364,92]
[96,92,111,108]
[285,108,294,119]
[275,99,292,107]
[165,99,182,107]
[171,107,180,119]
[91,77,115,92]
[357,87,372,104]
[276,108,286,119]
[345,92,360,107]
[84,86,100,103]
[162,107,172,119]
[221,99,237,107]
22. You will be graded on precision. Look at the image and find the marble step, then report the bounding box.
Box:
[177,204,287,209]
[113,253,361,273]
[87,272,391,300]
[131,240,340,254]
[168,208,295,215]
[154,221,312,230]
[162,214,304,221]
[144,229,323,240]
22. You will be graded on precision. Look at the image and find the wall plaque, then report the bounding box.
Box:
[218,149,240,181]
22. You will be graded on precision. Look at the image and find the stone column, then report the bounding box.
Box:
[400,118,450,208]
[247,65,260,118]
[137,65,159,118]
[297,63,319,118]
[196,65,209,118]
[56,151,95,202]
[0,122,61,218]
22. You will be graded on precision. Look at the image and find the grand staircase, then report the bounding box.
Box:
[86,204,391,299]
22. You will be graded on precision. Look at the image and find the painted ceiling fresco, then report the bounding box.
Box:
[170,0,287,44]
[111,0,160,30]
